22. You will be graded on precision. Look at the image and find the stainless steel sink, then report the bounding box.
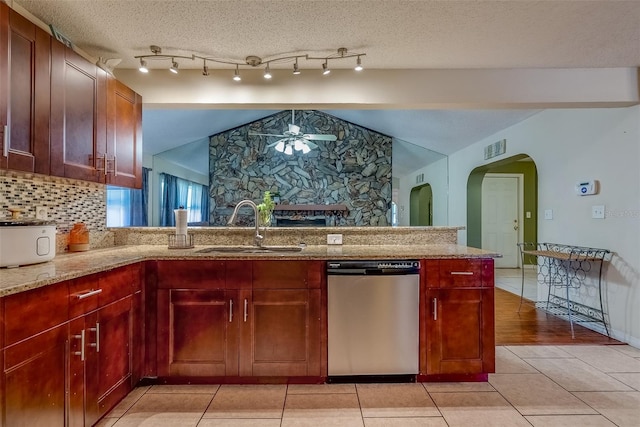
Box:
[196,245,303,254]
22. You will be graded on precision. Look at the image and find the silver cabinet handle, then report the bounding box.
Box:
[104,155,108,176]
[432,298,438,321]
[3,125,8,157]
[229,299,233,323]
[450,271,474,276]
[244,298,248,322]
[76,289,103,300]
[88,322,100,352]
[73,330,85,361]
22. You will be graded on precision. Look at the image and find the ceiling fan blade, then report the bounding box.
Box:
[305,141,318,150]
[303,134,337,141]
[249,132,286,137]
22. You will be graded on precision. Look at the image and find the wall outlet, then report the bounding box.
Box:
[35,205,48,220]
[327,234,343,245]
[544,209,553,220]
[592,205,605,219]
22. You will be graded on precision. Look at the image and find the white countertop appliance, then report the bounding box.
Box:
[0,219,56,268]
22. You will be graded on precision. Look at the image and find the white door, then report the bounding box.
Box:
[481,175,521,268]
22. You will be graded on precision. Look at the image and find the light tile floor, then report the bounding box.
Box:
[99,345,640,427]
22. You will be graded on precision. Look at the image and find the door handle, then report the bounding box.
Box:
[229,299,233,323]
[432,298,438,321]
[73,330,85,361]
[3,125,8,157]
[244,298,248,322]
[88,322,100,352]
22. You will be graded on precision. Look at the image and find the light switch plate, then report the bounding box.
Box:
[544,209,553,220]
[327,234,343,245]
[35,205,48,220]
[592,205,605,219]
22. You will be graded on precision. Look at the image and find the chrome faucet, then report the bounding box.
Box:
[227,200,264,247]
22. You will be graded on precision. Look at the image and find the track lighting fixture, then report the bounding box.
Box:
[169,59,179,74]
[354,56,363,71]
[138,58,148,73]
[134,46,366,81]
[322,61,331,75]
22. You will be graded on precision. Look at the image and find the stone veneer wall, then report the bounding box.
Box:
[0,170,113,252]
[209,110,392,226]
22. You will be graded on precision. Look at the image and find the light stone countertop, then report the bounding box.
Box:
[0,244,499,297]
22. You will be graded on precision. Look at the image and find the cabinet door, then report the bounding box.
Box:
[50,39,107,182]
[68,312,100,427]
[157,289,239,377]
[96,296,134,418]
[0,5,51,174]
[2,325,67,427]
[425,288,495,375]
[240,288,321,377]
[106,77,142,188]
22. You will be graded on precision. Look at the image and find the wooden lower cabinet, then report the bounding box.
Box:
[421,259,495,379]
[240,288,321,377]
[155,260,323,379]
[157,289,239,377]
[425,288,494,375]
[3,325,68,426]
[1,265,141,426]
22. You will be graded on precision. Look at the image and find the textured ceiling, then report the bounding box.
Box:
[14,0,640,70]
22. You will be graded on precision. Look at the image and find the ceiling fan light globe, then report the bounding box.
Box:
[294,139,305,151]
[284,144,293,155]
[301,143,311,154]
[274,140,286,152]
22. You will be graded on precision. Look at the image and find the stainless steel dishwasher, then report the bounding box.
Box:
[327,260,420,380]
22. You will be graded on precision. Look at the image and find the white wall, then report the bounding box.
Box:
[397,157,449,226]
[448,106,640,346]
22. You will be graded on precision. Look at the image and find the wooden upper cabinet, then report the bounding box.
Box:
[50,39,107,182]
[106,76,143,188]
[0,3,51,174]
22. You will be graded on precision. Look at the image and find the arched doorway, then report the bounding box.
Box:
[410,183,433,226]
[467,154,538,266]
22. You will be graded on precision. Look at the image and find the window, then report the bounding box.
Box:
[159,173,209,226]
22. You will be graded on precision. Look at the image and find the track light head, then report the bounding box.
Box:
[322,61,330,75]
[170,59,179,74]
[233,66,241,81]
[202,59,210,76]
[264,63,272,79]
[138,58,148,73]
[354,56,363,71]
[293,61,300,75]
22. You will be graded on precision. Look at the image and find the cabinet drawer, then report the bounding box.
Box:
[425,259,493,288]
[156,260,227,289]
[4,282,69,346]
[99,266,137,306]
[69,274,100,318]
[252,260,322,289]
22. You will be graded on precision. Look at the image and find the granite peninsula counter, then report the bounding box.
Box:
[0,243,498,297]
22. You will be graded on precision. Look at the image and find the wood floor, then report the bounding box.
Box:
[494,287,621,346]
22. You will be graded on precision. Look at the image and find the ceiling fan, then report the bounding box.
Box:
[250,110,337,155]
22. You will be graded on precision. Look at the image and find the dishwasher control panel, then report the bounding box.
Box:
[327,260,420,275]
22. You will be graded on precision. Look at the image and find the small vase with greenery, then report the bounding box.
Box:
[257,191,275,227]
